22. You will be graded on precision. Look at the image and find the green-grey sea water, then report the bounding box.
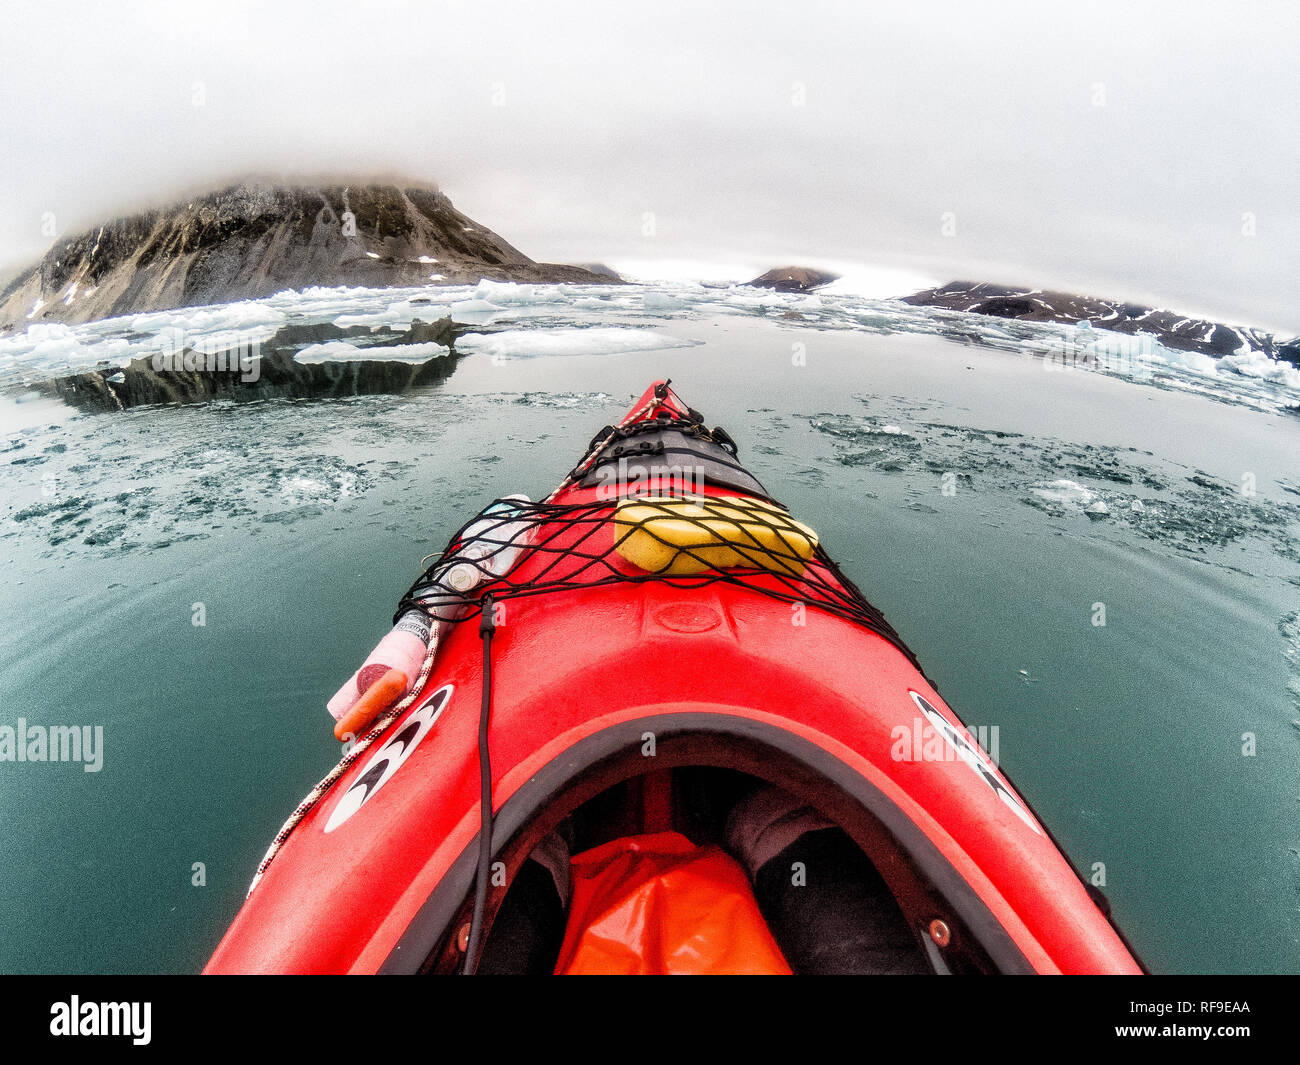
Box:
[1,286,1297,973]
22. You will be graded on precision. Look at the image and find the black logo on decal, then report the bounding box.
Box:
[324,685,453,833]
[908,691,1040,834]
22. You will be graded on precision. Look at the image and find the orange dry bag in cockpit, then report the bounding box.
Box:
[554,831,791,975]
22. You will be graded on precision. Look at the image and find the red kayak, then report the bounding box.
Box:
[206,381,1142,975]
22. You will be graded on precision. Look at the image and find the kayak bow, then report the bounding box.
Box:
[205,381,1142,975]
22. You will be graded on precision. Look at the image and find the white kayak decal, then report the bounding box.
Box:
[908,691,1040,835]
[324,684,453,834]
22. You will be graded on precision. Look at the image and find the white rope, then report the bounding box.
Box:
[246,628,443,895]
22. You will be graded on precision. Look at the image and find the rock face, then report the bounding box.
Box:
[903,281,1299,366]
[0,182,618,330]
[746,266,839,293]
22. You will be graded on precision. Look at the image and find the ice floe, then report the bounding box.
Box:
[455,327,698,360]
[642,291,687,312]
[1031,479,1100,510]
[293,340,450,364]
[449,298,502,323]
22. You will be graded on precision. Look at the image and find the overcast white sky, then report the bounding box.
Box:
[2,1,1297,331]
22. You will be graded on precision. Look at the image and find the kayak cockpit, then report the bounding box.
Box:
[398,719,1033,975]
[473,767,931,975]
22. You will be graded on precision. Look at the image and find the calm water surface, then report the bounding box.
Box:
[1,294,1297,973]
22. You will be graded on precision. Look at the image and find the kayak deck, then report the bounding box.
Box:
[205,381,1142,975]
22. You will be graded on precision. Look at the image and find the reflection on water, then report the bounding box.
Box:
[47,318,464,410]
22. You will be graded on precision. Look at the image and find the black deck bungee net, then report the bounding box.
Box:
[395,495,927,677]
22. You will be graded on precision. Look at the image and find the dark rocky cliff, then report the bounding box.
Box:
[0,182,617,331]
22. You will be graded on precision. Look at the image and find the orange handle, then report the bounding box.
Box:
[333,668,409,742]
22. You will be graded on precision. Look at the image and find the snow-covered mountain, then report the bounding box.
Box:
[0,182,616,331]
[904,281,1300,367]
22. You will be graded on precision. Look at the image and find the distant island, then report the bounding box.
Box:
[746,265,840,293]
[0,181,617,330]
[902,280,1299,367]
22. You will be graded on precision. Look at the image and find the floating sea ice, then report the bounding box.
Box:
[292,340,450,364]
[1,322,74,346]
[456,328,698,360]
[291,340,369,363]
[0,322,86,369]
[333,296,445,329]
[0,323,101,375]
[642,291,686,312]
[1220,351,1300,389]
[292,285,376,300]
[333,310,403,328]
[473,280,548,306]
[450,298,504,323]
[126,301,287,337]
[280,475,333,500]
[1030,479,1098,510]
[1155,346,1219,377]
[725,292,786,310]
[851,310,903,330]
